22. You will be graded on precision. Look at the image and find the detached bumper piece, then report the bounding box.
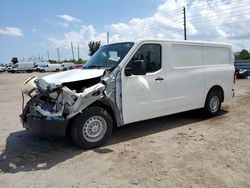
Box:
[22,114,69,137]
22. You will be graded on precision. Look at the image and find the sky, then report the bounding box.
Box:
[0,0,249,63]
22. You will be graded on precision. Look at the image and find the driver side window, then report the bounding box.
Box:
[130,44,161,73]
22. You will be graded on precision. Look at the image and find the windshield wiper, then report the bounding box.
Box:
[108,65,117,71]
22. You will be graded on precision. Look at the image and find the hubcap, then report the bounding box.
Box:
[82,116,107,142]
[210,96,219,113]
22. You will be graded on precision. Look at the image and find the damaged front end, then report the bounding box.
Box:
[20,70,109,136]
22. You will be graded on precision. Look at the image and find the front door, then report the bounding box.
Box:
[121,43,166,124]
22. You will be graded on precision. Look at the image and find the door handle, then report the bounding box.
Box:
[155,77,164,81]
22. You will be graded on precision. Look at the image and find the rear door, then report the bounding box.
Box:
[121,43,167,124]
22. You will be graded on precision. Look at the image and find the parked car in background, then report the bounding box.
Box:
[5,64,13,72]
[0,66,5,72]
[8,62,35,73]
[62,62,74,71]
[69,64,83,70]
[37,63,63,72]
[34,62,49,69]
[235,68,248,79]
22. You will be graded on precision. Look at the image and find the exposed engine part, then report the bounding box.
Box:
[21,68,124,126]
[21,76,38,97]
[26,82,105,119]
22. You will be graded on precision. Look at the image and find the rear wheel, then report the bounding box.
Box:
[204,89,222,116]
[71,106,113,149]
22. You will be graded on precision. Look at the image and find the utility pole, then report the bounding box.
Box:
[183,6,187,40]
[107,32,109,44]
[47,51,50,61]
[71,42,75,60]
[78,44,80,61]
[57,48,60,62]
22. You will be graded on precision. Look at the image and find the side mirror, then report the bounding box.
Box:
[125,67,133,76]
[125,60,146,76]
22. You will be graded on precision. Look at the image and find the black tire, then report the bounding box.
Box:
[204,89,222,116]
[71,106,113,149]
[55,69,60,72]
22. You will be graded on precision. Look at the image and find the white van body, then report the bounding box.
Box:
[0,66,5,72]
[35,62,49,68]
[21,39,235,148]
[121,40,234,124]
[9,62,35,73]
[62,62,74,70]
[38,63,63,72]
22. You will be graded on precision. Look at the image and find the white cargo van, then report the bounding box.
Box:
[34,62,49,69]
[21,39,235,149]
[37,63,63,72]
[62,62,74,71]
[8,62,35,73]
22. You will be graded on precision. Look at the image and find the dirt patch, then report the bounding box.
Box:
[0,72,249,187]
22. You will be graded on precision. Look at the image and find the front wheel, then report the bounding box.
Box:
[204,90,222,116]
[71,106,113,149]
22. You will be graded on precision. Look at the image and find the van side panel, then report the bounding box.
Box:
[165,43,206,115]
[203,46,234,102]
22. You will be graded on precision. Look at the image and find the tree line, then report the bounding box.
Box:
[235,49,250,60]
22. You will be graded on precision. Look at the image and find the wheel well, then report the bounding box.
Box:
[207,85,224,102]
[66,101,117,138]
[91,101,118,128]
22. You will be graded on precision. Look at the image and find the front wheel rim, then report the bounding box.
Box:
[82,116,107,143]
[209,96,220,113]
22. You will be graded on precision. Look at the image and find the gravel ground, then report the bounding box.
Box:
[0,72,249,188]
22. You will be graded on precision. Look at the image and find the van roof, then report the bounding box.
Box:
[105,38,232,48]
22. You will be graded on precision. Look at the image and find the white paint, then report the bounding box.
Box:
[121,39,234,124]
[39,69,105,90]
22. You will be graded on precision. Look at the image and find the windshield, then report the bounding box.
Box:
[84,42,134,69]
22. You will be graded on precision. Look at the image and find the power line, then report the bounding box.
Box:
[187,0,249,10]
[188,14,250,26]
[187,8,250,21]
[33,2,250,61]
[189,19,250,31]
[186,3,250,19]
[185,19,250,34]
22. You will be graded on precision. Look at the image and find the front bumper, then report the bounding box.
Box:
[21,114,69,137]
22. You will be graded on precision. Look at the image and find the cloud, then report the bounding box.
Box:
[0,27,23,37]
[49,0,250,59]
[32,28,37,33]
[109,0,250,51]
[58,22,69,27]
[57,14,81,22]
[48,25,106,58]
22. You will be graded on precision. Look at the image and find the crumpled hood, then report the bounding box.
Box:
[37,69,105,91]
